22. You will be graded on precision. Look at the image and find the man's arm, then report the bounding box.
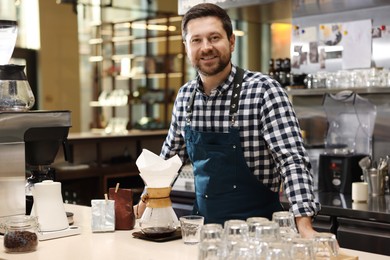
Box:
[295,216,318,238]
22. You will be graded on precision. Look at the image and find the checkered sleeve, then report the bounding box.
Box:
[259,80,321,217]
[160,84,191,164]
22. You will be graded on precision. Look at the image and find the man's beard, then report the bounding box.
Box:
[194,52,231,77]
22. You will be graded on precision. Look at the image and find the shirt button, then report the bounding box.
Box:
[233,185,237,189]
[233,145,236,149]
[205,194,208,198]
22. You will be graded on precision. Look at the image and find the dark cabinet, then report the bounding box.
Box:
[312,214,337,233]
[337,217,390,256]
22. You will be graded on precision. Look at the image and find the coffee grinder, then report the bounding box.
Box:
[318,91,377,194]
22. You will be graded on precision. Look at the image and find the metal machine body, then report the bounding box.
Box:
[318,153,367,194]
[0,110,71,222]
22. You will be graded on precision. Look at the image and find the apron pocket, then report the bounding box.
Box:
[192,143,237,195]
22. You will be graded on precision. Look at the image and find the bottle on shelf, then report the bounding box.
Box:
[274,58,283,86]
[281,58,291,87]
[268,58,275,78]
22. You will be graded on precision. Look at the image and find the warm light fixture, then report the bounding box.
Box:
[119,22,176,32]
[89,56,103,62]
[234,30,245,37]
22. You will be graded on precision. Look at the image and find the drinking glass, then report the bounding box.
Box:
[246,217,269,239]
[272,211,298,235]
[279,231,301,242]
[224,219,249,255]
[243,218,271,259]
[200,223,223,242]
[313,232,339,260]
[254,220,280,242]
[290,238,315,260]
[224,219,249,240]
[179,215,204,245]
[265,242,290,260]
[227,240,256,260]
[198,240,224,260]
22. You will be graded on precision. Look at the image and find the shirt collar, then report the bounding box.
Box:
[195,64,238,95]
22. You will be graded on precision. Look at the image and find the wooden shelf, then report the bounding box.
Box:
[89,14,186,131]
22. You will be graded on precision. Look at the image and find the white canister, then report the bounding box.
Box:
[351,182,369,202]
[31,180,69,232]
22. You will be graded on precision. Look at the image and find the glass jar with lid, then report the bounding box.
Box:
[2,215,39,253]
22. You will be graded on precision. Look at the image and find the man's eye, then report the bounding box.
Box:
[191,38,200,43]
[210,36,220,42]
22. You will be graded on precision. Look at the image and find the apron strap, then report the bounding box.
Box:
[186,67,245,125]
[229,67,244,125]
[186,87,197,125]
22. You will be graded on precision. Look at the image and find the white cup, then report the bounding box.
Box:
[352,202,369,211]
[352,182,368,202]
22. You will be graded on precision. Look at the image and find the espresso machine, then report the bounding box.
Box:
[0,3,79,240]
[318,91,377,194]
[0,110,72,215]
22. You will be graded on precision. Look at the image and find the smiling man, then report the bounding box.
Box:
[136,3,321,239]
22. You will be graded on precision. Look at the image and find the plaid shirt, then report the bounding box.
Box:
[161,65,320,217]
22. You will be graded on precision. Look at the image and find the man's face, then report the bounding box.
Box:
[183,16,235,77]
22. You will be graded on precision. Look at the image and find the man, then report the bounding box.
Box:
[136,3,320,238]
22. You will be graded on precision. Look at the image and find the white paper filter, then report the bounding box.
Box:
[136,149,182,187]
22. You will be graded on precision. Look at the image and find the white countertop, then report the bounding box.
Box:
[0,204,388,260]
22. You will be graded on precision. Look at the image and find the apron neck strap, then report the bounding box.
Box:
[186,67,245,125]
[229,67,244,125]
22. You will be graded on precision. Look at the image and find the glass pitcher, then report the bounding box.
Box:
[139,187,179,238]
[0,64,35,111]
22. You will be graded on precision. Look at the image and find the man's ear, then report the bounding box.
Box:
[183,41,190,56]
[230,34,236,52]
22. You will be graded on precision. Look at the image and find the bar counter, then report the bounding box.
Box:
[171,189,390,256]
[0,204,388,260]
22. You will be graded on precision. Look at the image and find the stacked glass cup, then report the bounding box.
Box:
[198,211,338,260]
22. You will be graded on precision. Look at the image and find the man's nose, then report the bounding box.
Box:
[201,39,213,49]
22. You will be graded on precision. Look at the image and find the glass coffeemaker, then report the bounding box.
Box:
[136,149,182,238]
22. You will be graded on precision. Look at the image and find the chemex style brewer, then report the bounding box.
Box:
[136,149,182,238]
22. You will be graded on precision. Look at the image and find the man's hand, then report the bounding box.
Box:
[295,216,318,239]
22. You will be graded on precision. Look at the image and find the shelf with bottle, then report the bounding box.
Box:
[90,79,176,108]
[110,54,184,78]
[286,67,390,96]
[88,14,186,132]
[268,57,291,88]
[88,17,183,53]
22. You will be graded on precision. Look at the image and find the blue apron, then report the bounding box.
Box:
[184,67,283,225]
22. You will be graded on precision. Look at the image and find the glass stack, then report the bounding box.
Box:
[198,211,339,260]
